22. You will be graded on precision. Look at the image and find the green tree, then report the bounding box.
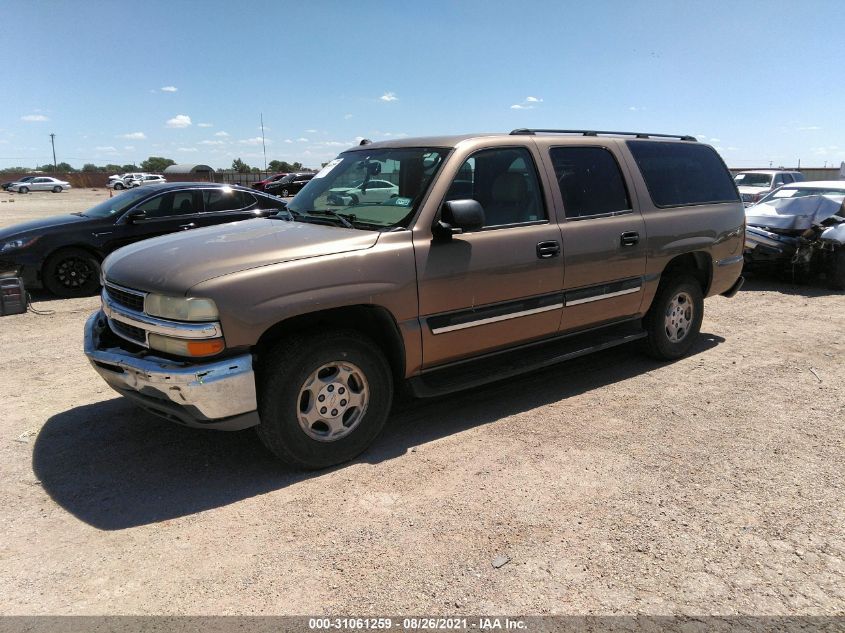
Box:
[140,156,176,172]
[105,164,122,173]
[232,158,250,173]
[82,163,98,172]
[39,164,56,173]
[56,162,74,172]
[121,164,136,172]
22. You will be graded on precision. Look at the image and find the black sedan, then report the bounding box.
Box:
[264,172,315,197]
[0,182,287,297]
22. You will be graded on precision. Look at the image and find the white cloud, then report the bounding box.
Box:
[21,114,49,122]
[510,96,543,110]
[305,129,317,133]
[284,139,293,143]
[123,145,135,150]
[214,131,229,137]
[95,146,118,152]
[797,125,821,131]
[161,86,178,92]
[177,147,198,152]
[165,114,192,128]
[197,122,213,128]
[380,92,398,102]
[297,137,309,142]
[239,137,270,146]
[709,138,721,143]
[344,114,353,120]
[199,140,225,146]
[121,131,146,140]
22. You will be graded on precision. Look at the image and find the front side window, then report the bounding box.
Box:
[445,147,544,227]
[628,141,739,207]
[287,148,449,230]
[735,173,773,187]
[549,146,630,218]
[135,191,197,218]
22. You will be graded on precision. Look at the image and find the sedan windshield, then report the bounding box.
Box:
[82,187,152,218]
[734,173,772,187]
[286,148,449,230]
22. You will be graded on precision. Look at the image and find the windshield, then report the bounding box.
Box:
[82,187,152,218]
[758,186,845,205]
[734,173,772,187]
[286,148,449,230]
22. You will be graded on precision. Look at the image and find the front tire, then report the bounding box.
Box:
[257,330,393,469]
[643,275,704,360]
[281,188,289,197]
[42,248,101,298]
[52,186,62,193]
[18,186,29,194]
[114,182,124,190]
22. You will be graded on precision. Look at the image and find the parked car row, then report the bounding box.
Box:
[734,169,805,206]
[107,173,167,190]
[0,183,287,297]
[2,176,71,193]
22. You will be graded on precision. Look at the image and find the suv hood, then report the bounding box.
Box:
[103,217,380,294]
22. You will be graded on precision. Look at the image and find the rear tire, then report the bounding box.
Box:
[52,186,62,193]
[42,247,101,298]
[643,275,704,360]
[830,248,845,290]
[18,186,29,194]
[114,182,124,190]
[281,188,289,197]
[257,330,393,469]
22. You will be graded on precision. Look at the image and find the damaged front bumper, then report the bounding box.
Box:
[84,311,259,431]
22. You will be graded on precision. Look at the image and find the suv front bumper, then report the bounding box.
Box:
[84,311,260,431]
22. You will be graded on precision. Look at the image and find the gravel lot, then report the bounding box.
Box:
[0,189,843,616]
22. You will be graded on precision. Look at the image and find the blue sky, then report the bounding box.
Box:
[1,0,843,170]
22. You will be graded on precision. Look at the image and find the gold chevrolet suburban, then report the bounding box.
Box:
[85,129,745,468]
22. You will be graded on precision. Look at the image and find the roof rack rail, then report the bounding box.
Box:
[510,129,697,141]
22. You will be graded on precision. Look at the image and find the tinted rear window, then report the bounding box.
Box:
[549,147,630,218]
[627,141,739,207]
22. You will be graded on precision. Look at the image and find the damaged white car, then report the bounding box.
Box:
[744,181,845,289]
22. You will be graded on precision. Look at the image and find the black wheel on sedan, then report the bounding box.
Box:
[281,188,289,197]
[42,247,101,298]
[257,330,393,469]
[18,186,29,194]
[52,186,62,193]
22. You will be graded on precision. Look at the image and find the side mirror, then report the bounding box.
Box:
[433,199,485,239]
[124,209,147,224]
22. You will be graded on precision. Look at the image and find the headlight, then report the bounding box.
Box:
[0,236,39,253]
[144,294,219,322]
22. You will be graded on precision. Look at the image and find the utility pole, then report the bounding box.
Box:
[260,113,267,171]
[49,133,57,172]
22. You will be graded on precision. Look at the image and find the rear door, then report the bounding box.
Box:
[540,143,647,332]
[198,188,278,227]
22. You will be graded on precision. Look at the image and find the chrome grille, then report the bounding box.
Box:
[106,283,145,312]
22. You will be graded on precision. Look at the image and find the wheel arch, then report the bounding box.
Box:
[254,304,407,383]
[660,251,713,294]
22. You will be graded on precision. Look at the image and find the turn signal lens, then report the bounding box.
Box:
[148,334,225,357]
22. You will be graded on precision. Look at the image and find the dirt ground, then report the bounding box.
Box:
[0,189,843,616]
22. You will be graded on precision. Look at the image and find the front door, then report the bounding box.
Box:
[414,146,564,368]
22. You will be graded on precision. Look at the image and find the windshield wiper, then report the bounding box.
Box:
[307,209,354,228]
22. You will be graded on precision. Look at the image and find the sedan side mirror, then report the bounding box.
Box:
[433,199,485,239]
[124,209,147,224]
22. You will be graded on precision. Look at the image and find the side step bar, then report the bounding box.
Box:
[408,321,647,398]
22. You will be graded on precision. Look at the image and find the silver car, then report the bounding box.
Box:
[9,176,71,193]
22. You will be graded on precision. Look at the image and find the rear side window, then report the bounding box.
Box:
[627,141,739,207]
[549,147,630,218]
[203,189,256,212]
